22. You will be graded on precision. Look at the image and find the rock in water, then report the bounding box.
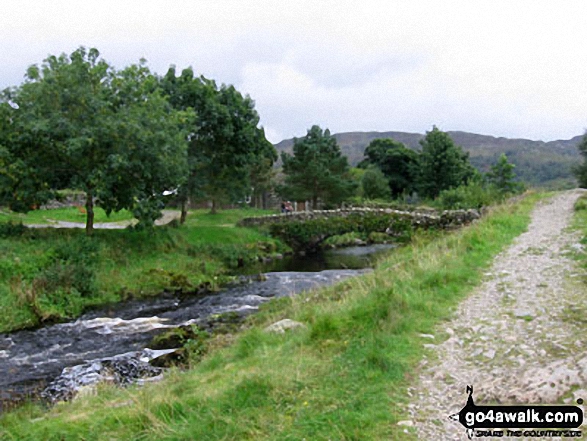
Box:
[41,349,173,403]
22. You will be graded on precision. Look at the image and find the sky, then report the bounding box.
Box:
[1,0,586,143]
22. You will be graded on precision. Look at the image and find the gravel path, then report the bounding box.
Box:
[407,190,587,440]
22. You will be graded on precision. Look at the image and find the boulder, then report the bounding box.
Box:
[264,319,307,334]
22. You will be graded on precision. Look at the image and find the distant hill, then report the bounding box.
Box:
[274,131,583,188]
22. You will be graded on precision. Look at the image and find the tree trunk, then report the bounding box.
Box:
[262,191,267,210]
[180,196,188,225]
[210,198,217,214]
[312,195,318,210]
[85,191,94,236]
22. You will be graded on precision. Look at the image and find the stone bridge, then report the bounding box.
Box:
[239,208,482,251]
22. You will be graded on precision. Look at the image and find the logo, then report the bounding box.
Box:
[449,386,584,438]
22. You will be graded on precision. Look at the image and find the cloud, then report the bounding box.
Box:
[1,0,586,142]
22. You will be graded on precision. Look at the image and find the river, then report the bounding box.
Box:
[0,244,394,412]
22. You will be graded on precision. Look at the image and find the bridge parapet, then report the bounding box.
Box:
[240,208,482,251]
[239,208,480,229]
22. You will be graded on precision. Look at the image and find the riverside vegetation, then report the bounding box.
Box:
[0,193,544,440]
[0,208,285,333]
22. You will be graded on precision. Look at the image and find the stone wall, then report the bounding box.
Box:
[239,207,481,229]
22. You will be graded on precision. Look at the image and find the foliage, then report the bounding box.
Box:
[573,132,587,188]
[248,155,276,209]
[436,180,501,210]
[276,130,578,189]
[418,126,477,198]
[575,195,587,211]
[0,221,26,238]
[279,125,357,209]
[1,48,191,234]
[487,153,518,193]
[160,67,276,216]
[361,166,391,200]
[359,138,420,196]
[16,237,102,322]
[0,208,284,333]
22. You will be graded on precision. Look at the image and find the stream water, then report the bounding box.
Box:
[0,244,394,412]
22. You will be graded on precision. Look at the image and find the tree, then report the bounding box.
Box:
[1,48,190,234]
[359,138,420,197]
[279,125,357,209]
[0,93,57,212]
[487,153,517,193]
[361,166,391,200]
[249,155,276,209]
[418,126,476,199]
[160,67,276,218]
[99,62,191,229]
[574,132,587,188]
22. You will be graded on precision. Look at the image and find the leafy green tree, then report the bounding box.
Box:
[0,94,57,212]
[418,126,476,198]
[359,138,420,197]
[160,67,276,218]
[361,166,391,200]
[1,48,190,234]
[279,125,357,209]
[487,153,517,193]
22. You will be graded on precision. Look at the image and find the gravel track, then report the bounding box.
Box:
[407,190,587,440]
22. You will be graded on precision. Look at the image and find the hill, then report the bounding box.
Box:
[274,130,583,188]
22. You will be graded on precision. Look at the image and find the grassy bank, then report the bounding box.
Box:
[571,192,587,271]
[0,208,283,333]
[0,193,544,440]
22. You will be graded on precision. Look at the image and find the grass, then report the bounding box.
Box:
[0,208,282,333]
[0,207,135,224]
[0,193,544,440]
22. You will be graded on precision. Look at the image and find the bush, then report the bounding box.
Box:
[575,195,587,211]
[436,182,501,210]
[34,237,101,299]
[0,222,27,238]
[361,167,391,200]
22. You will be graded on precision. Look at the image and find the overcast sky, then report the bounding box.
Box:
[1,0,586,143]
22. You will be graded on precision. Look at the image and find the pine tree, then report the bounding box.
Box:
[279,126,357,209]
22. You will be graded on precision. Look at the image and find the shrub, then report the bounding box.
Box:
[575,196,587,211]
[0,222,27,238]
[436,181,501,210]
[34,237,101,300]
[361,167,391,200]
